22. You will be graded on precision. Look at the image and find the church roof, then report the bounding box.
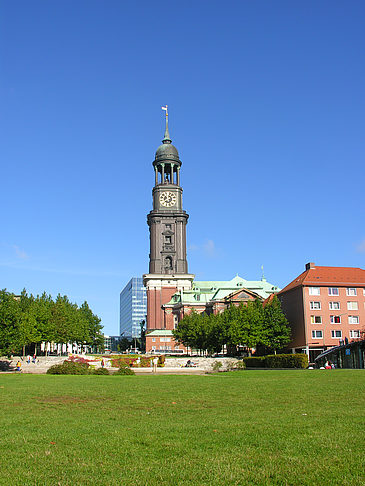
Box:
[166,275,280,306]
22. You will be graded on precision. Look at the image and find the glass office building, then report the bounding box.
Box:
[119,277,147,338]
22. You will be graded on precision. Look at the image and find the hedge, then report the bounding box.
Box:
[242,357,265,368]
[242,354,308,369]
[264,354,308,369]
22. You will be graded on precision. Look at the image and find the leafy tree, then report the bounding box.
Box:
[0,290,22,355]
[0,288,104,355]
[118,337,132,352]
[260,296,291,353]
[78,301,103,348]
[139,320,146,352]
[173,296,290,355]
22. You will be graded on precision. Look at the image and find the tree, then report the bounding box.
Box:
[78,301,103,348]
[0,290,22,355]
[260,296,291,353]
[118,337,132,352]
[0,288,104,355]
[139,320,146,352]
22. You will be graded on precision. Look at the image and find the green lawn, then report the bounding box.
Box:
[0,371,364,486]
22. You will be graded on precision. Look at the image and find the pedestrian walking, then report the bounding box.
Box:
[16,360,22,372]
[27,355,31,364]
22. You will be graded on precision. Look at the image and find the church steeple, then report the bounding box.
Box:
[162,105,171,143]
[146,107,189,275]
[144,108,194,332]
[153,108,181,186]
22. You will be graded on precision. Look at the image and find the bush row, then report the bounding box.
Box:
[242,354,308,369]
[46,361,135,375]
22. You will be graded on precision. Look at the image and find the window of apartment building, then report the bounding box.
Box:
[328,287,339,296]
[330,315,341,324]
[152,338,156,342]
[350,330,361,338]
[329,301,340,310]
[152,346,156,350]
[348,315,359,324]
[160,337,171,342]
[309,287,320,295]
[312,330,323,338]
[310,301,321,310]
[347,302,358,310]
[346,288,357,296]
[310,316,322,324]
[331,330,342,338]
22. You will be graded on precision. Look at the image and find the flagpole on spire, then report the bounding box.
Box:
[161,105,171,142]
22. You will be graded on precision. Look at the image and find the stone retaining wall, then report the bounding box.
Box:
[165,357,240,371]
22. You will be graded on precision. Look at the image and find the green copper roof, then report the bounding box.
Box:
[165,275,280,306]
[146,329,174,336]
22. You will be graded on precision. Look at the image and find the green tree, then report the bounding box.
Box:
[78,301,103,348]
[260,296,291,353]
[0,290,22,355]
[118,337,132,352]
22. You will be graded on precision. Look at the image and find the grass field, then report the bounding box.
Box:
[0,370,364,486]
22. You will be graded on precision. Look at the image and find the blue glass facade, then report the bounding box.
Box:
[119,277,147,338]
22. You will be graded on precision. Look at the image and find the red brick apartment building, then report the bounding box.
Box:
[278,263,365,362]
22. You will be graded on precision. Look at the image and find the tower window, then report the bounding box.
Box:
[165,235,172,244]
[166,224,171,229]
[164,256,173,270]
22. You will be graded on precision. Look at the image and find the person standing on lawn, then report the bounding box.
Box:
[16,360,22,372]
[153,356,158,373]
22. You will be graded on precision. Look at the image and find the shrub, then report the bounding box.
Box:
[158,355,165,367]
[212,361,223,372]
[113,366,135,376]
[265,354,308,369]
[234,360,246,370]
[0,360,10,371]
[242,356,265,368]
[46,360,89,375]
[92,367,110,375]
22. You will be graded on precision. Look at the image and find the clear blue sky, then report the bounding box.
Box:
[1,1,364,335]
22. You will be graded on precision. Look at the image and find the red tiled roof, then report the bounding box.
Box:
[279,266,365,293]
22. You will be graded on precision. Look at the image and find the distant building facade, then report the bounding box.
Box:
[278,263,365,362]
[119,277,147,339]
[104,335,121,352]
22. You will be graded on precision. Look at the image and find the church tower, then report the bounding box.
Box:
[143,108,194,330]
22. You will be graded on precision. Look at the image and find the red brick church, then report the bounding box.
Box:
[143,110,280,353]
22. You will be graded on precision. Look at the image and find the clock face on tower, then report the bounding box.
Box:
[159,191,177,207]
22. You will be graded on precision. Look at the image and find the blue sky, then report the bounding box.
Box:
[1,0,364,335]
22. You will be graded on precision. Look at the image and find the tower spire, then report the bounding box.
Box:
[161,105,171,143]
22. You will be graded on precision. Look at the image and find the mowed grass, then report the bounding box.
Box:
[0,371,364,486]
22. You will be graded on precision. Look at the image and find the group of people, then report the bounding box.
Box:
[325,360,335,369]
[15,355,37,372]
